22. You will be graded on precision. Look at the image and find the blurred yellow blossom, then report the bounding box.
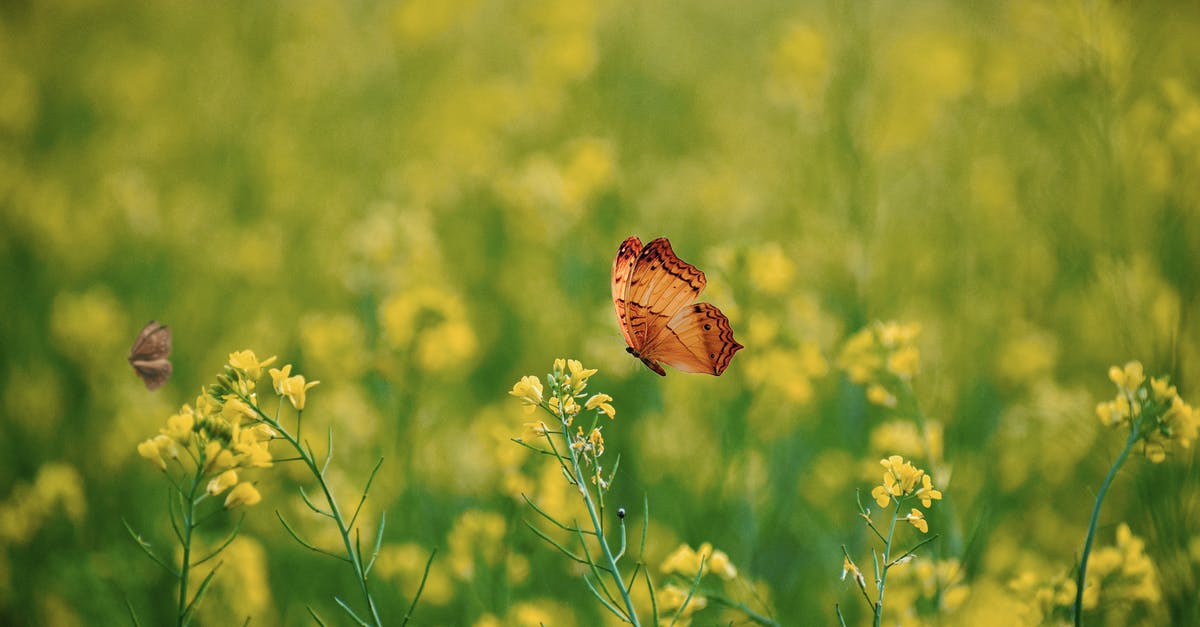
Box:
[447,509,507,580]
[223,482,261,508]
[768,21,830,112]
[1096,361,1197,462]
[839,321,921,407]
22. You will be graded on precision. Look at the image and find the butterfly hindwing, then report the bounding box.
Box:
[624,238,707,350]
[132,359,173,391]
[642,302,743,375]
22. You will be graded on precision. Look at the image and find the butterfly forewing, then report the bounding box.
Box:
[129,321,172,390]
[624,238,706,349]
[611,236,643,350]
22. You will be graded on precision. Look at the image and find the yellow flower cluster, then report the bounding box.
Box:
[837,321,921,407]
[1096,361,1197,462]
[510,358,614,426]
[660,542,739,581]
[0,463,86,545]
[1010,524,1160,622]
[880,557,970,625]
[136,350,321,508]
[654,542,741,625]
[870,455,942,533]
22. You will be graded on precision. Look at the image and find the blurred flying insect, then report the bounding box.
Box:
[128,321,172,390]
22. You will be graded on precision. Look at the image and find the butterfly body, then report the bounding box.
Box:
[611,236,742,376]
[129,321,172,390]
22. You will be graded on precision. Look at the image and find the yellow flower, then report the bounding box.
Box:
[224,482,262,508]
[915,474,943,508]
[221,395,258,422]
[872,455,929,507]
[661,543,703,577]
[842,556,865,589]
[137,437,167,470]
[548,395,578,419]
[162,407,195,442]
[707,549,738,580]
[520,421,550,441]
[585,393,615,419]
[207,469,238,496]
[1108,361,1145,393]
[906,508,929,533]
[566,359,597,393]
[270,368,320,410]
[886,346,920,379]
[229,350,278,380]
[1150,376,1177,403]
[509,375,544,413]
[866,383,897,408]
[204,440,237,473]
[269,365,292,395]
[658,583,707,615]
[586,428,605,457]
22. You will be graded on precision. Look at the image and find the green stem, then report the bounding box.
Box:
[873,499,903,627]
[1073,424,1138,626]
[245,397,383,627]
[563,407,640,625]
[177,459,204,626]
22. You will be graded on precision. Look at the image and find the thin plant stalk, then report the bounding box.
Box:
[1073,423,1139,626]
[177,458,204,626]
[239,393,383,627]
[873,498,904,627]
[562,410,641,626]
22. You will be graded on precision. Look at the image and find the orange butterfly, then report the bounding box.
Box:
[128,320,172,390]
[611,236,743,376]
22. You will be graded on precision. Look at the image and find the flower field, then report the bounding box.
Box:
[2,1,1199,625]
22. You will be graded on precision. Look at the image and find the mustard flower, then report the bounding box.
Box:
[1096,361,1197,462]
[842,556,866,591]
[162,407,195,442]
[566,359,597,393]
[905,508,929,533]
[138,437,168,470]
[224,482,262,508]
[585,393,615,419]
[520,421,550,441]
[269,365,319,410]
[707,548,738,580]
[838,320,921,406]
[229,350,277,381]
[207,469,238,496]
[915,474,943,508]
[508,375,544,413]
[548,395,578,420]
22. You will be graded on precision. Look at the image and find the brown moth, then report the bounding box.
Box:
[128,321,172,390]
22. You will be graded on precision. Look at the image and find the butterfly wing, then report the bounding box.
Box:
[129,321,172,390]
[624,238,707,351]
[611,236,643,351]
[129,321,171,361]
[640,302,743,375]
[131,359,173,390]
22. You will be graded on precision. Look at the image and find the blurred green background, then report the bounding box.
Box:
[2,0,1199,625]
